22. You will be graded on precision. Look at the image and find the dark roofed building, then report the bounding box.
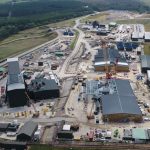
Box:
[17,121,38,141]
[0,123,10,132]
[102,79,142,122]
[28,78,60,100]
[141,55,150,73]
[6,58,27,107]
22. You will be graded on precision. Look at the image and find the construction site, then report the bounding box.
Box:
[0,10,150,149]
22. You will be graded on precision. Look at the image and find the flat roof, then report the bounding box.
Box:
[102,79,141,115]
[132,128,148,140]
[63,125,71,131]
[141,55,150,69]
[7,57,18,62]
[145,32,150,40]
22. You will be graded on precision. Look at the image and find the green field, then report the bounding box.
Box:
[0,32,57,60]
[144,43,150,55]
[30,145,108,150]
[70,30,79,50]
[116,19,150,31]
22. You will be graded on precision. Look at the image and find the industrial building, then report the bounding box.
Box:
[57,121,74,139]
[27,78,60,100]
[132,128,149,143]
[94,48,129,72]
[6,58,28,107]
[145,32,150,42]
[147,70,150,87]
[131,24,145,41]
[141,55,150,73]
[101,79,142,122]
[17,121,38,141]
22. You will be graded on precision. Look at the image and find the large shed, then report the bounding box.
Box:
[102,79,142,122]
[27,78,60,100]
[6,58,27,107]
[141,55,150,73]
[94,48,129,72]
[17,121,38,141]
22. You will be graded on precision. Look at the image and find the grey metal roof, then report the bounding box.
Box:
[141,55,150,68]
[17,121,38,137]
[94,48,127,64]
[102,79,141,115]
[7,83,25,91]
[7,74,24,85]
[28,78,59,92]
[7,58,20,75]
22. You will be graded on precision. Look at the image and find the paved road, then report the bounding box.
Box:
[58,17,91,78]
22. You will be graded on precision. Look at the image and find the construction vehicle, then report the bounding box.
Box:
[25,92,39,118]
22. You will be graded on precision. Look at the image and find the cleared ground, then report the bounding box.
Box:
[144,43,150,55]
[116,19,150,31]
[81,13,109,23]
[0,32,57,60]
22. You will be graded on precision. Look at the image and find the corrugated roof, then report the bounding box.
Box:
[141,55,150,68]
[17,121,38,137]
[94,48,127,66]
[102,79,141,115]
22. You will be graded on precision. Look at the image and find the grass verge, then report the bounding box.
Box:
[70,30,79,50]
[144,43,150,55]
[30,145,108,150]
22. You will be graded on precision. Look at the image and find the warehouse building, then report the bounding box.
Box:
[131,24,145,41]
[6,58,27,107]
[27,78,60,101]
[102,79,142,122]
[94,48,129,72]
[145,32,150,42]
[141,55,150,73]
[17,121,38,141]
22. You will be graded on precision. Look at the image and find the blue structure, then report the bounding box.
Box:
[117,42,124,51]
[124,42,132,51]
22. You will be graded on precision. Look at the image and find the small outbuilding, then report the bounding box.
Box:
[132,128,149,143]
